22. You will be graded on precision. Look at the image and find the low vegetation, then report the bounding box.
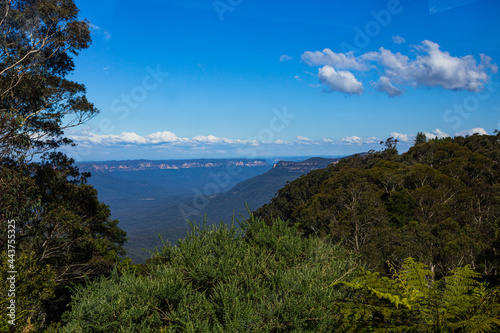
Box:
[51,215,500,332]
[56,217,359,332]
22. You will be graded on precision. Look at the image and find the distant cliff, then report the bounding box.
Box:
[77,159,269,173]
[272,157,339,173]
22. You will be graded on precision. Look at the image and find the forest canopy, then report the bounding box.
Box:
[256,133,500,277]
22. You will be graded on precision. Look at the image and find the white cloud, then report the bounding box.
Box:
[413,41,497,91]
[341,136,364,144]
[455,127,488,137]
[118,132,148,144]
[318,66,364,95]
[434,129,451,138]
[76,129,494,154]
[338,136,381,145]
[69,131,240,146]
[365,41,498,94]
[424,129,450,140]
[296,135,313,142]
[364,137,380,144]
[390,132,411,142]
[280,54,293,62]
[302,40,497,96]
[301,49,365,70]
[192,135,222,143]
[392,35,406,44]
[372,76,403,97]
[294,75,302,81]
[274,139,292,145]
[147,131,178,143]
[69,132,148,145]
[192,135,244,144]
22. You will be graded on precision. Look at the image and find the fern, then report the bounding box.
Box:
[332,258,500,332]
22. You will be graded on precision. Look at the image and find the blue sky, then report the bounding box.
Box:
[65,0,500,161]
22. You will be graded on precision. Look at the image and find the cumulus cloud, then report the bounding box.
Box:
[455,127,488,137]
[192,135,224,143]
[69,131,244,146]
[302,49,365,70]
[341,136,364,144]
[424,129,450,140]
[69,132,148,145]
[147,131,178,143]
[318,66,364,95]
[280,54,293,62]
[390,132,411,142]
[366,41,498,94]
[68,130,389,152]
[372,76,403,97]
[392,35,406,44]
[302,40,497,96]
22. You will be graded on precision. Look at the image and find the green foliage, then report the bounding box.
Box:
[0,154,127,329]
[332,258,500,332]
[58,216,359,332]
[0,1,127,330]
[414,132,427,146]
[0,0,97,160]
[381,137,399,150]
[0,251,56,332]
[256,132,500,276]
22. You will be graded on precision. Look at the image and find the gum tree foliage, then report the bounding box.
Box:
[256,133,500,277]
[0,1,126,330]
[0,0,97,160]
[0,153,127,330]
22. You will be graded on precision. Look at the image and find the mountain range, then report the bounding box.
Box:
[78,157,342,262]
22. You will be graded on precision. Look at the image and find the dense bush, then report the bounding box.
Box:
[256,133,500,276]
[58,216,359,332]
[0,155,126,330]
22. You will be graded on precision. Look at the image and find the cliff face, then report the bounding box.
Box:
[77,159,269,173]
[272,157,339,173]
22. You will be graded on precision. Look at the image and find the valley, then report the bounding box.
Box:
[78,157,343,262]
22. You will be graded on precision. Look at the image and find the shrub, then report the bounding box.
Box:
[58,216,359,332]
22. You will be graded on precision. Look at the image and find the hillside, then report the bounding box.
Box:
[255,134,500,277]
[194,157,343,223]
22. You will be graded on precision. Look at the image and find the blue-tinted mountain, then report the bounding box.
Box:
[122,157,343,262]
